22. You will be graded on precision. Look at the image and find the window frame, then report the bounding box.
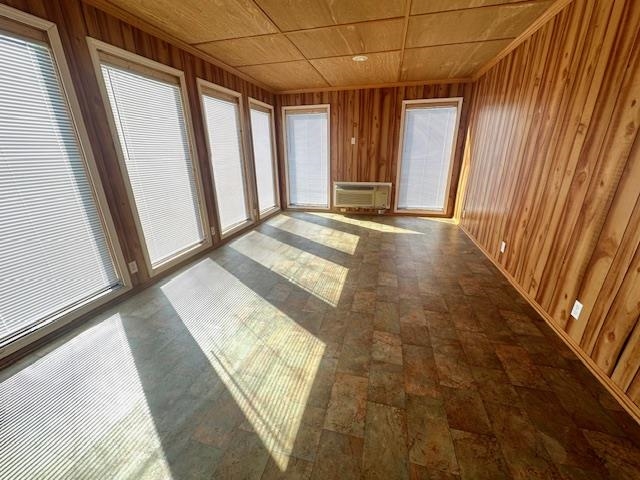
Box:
[0,5,131,359]
[394,97,463,215]
[197,78,255,239]
[87,37,212,276]
[282,104,332,211]
[248,97,280,219]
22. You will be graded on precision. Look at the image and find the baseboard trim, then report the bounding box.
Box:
[458,224,640,425]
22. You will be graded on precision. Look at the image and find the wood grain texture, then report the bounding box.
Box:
[460,0,640,411]
[406,1,553,48]
[311,51,402,86]
[197,34,303,67]
[0,0,273,285]
[275,82,474,216]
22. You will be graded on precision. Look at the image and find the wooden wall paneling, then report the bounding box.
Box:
[275,81,473,215]
[461,0,640,417]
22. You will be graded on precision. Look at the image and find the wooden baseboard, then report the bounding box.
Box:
[458,224,640,425]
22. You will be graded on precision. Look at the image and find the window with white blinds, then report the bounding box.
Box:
[284,106,329,208]
[397,101,460,212]
[100,59,206,268]
[250,103,278,215]
[200,86,250,234]
[0,31,121,344]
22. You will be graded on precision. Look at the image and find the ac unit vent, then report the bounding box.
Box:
[334,182,391,209]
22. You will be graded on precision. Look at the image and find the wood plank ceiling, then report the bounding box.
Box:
[97,0,554,91]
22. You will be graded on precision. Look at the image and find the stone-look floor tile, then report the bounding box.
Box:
[458,276,486,297]
[433,350,475,390]
[403,344,439,396]
[425,311,458,340]
[368,361,406,408]
[352,290,377,314]
[399,302,427,325]
[374,301,400,333]
[400,320,431,346]
[310,430,363,480]
[306,358,337,409]
[337,339,370,377]
[261,454,313,480]
[515,334,570,369]
[289,406,327,462]
[362,402,409,480]
[451,430,509,480]
[516,387,607,473]
[484,401,562,480]
[324,373,368,438]
[378,271,398,288]
[214,429,271,480]
[499,310,544,337]
[371,330,403,365]
[422,293,449,313]
[406,394,459,475]
[540,366,621,435]
[441,387,492,435]
[448,303,483,333]
[471,366,522,407]
[494,344,550,390]
[582,429,640,479]
[409,463,460,479]
[457,331,503,369]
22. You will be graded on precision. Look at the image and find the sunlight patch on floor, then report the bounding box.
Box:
[230,230,347,307]
[161,258,325,471]
[308,212,423,234]
[268,214,360,254]
[0,314,170,479]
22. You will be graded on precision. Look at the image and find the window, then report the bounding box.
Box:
[199,81,251,235]
[249,99,279,216]
[283,105,330,208]
[0,19,126,348]
[90,40,209,273]
[396,99,462,213]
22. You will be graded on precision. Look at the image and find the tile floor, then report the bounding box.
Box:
[1,212,640,479]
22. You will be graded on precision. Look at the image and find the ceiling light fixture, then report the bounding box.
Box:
[352,55,368,62]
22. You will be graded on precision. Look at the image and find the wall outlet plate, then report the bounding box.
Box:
[500,241,507,253]
[571,300,583,320]
[127,261,138,274]
[350,137,356,145]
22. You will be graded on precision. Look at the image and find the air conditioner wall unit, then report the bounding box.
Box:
[333,182,392,209]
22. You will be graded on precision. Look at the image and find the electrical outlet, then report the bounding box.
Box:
[571,300,583,320]
[500,241,507,253]
[127,261,138,274]
[210,226,216,237]
[350,137,356,145]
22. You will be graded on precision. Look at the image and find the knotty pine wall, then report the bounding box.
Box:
[460,0,640,413]
[0,0,273,286]
[275,83,474,216]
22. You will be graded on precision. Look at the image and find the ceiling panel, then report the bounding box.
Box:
[406,1,553,48]
[311,51,402,86]
[401,39,512,80]
[255,0,407,31]
[287,19,404,59]
[97,0,558,91]
[197,35,303,67]
[238,61,329,91]
[104,0,277,43]
[411,0,546,15]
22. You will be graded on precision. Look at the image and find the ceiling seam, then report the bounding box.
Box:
[249,0,333,88]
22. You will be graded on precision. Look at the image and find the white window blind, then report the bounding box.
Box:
[0,32,120,344]
[201,90,249,233]
[250,105,277,214]
[285,108,329,208]
[398,104,458,212]
[100,62,205,267]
